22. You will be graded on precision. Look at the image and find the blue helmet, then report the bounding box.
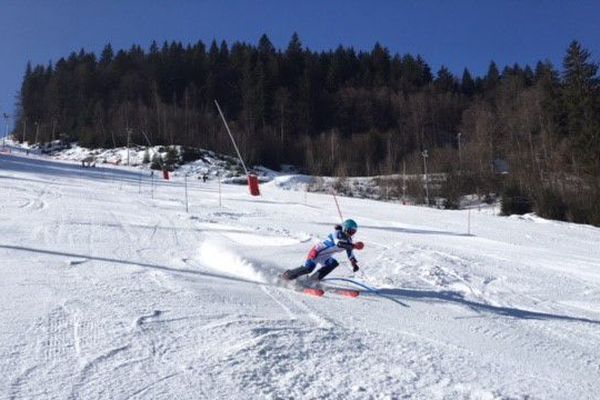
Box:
[342,219,358,235]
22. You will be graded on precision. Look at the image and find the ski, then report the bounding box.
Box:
[278,275,358,298]
[278,274,325,297]
[327,288,360,298]
[302,287,325,297]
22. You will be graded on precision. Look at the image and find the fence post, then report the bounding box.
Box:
[468,208,471,235]
[184,173,189,213]
[218,171,222,208]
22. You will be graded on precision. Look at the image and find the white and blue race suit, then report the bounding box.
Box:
[304,229,357,270]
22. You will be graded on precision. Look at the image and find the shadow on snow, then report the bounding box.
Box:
[2,243,598,326]
[0,153,147,185]
[0,244,260,287]
[376,287,600,325]
[316,221,473,238]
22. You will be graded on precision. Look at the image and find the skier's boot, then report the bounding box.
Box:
[282,262,316,281]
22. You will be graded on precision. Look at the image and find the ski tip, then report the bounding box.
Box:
[303,288,325,297]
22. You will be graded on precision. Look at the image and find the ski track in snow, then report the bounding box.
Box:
[1,152,600,399]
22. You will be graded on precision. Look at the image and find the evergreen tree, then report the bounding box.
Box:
[415,56,433,86]
[164,146,180,170]
[371,43,391,87]
[13,35,600,225]
[150,152,163,170]
[561,41,599,175]
[283,32,304,92]
[99,44,114,66]
[523,65,535,86]
[484,61,501,91]
[461,68,475,96]
[434,66,457,93]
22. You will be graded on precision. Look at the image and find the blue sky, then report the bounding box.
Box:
[1,0,599,130]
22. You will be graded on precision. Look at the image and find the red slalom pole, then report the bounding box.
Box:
[332,191,343,222]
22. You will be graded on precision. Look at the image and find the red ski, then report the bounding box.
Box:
[303,287,325,297]
[278,274,325,297]
[330,288,360,298]
[278,275,358,298]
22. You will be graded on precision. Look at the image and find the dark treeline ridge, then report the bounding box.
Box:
[16,34,600,225]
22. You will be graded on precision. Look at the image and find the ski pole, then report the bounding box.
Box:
[355,269,368,281]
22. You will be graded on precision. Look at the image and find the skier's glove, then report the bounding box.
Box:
[351,260,360,272]
[353,241,364,250]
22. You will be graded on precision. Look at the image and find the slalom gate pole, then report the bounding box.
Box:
[214,100,249,176]
[321,278,409,307]
[332,191,343,221]
[215,99,260,196]
[140,129,169,188]
[322,277,377,292]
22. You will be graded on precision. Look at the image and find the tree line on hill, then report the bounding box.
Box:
[15,34,600,225]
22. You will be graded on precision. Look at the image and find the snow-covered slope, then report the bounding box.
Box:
[3,138,263,181]
[1,152,599,399]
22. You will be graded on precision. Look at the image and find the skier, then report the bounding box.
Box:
[282,219,364,282]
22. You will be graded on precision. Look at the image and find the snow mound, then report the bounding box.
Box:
[508,213,554,224]
[219,231,302,246]
[199,240,268,284]
[267,174,315,191]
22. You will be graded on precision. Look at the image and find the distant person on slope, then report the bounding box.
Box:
[282,219,364,281]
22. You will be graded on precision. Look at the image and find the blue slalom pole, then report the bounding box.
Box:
[321,278,409,307]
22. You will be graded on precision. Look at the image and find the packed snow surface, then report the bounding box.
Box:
[1,152,600,399]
